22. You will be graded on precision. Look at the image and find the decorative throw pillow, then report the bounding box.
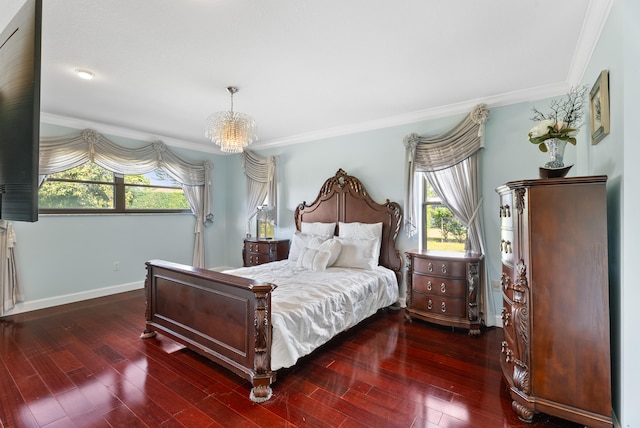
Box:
[307,237,342,267]
[288,232,326,261]
[301,222,336,238]
[333,236,378,270]
[338,222,383,265]
[296,246,332,271]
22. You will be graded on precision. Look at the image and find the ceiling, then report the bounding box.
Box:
[1,0,612,154]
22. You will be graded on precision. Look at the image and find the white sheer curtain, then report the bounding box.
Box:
[0,220,20,315]
[39,129,213,267]
[403,104,495,326]
[242,151,277,235]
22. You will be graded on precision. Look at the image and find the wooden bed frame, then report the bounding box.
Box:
[141,169,403,401]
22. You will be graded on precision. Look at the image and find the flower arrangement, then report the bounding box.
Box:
[528,86,588,152]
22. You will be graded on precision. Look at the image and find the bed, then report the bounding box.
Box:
[141,169,403,402]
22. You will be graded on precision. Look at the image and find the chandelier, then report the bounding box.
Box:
[205,86,257,153]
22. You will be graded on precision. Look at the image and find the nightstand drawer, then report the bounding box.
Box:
[412,274,467,297]
[245,253,271,266]
[245,241,272,254]
[410,292,466,318]
[412,257,467,278]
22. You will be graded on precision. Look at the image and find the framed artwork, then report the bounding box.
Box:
[589,70,610,145]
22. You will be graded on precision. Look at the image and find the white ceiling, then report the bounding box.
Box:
[1,0,613,154]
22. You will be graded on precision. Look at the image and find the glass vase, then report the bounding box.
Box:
[544,138,567,169]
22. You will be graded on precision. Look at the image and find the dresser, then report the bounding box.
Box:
[242,238,290,267]
[405,250,483,335]
[496,176,612,427]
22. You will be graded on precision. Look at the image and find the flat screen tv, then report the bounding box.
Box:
[0,0,42,222]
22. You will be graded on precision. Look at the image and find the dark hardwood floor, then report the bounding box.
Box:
[0,290,582,428]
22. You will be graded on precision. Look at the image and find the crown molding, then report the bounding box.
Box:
[566,0,615,85]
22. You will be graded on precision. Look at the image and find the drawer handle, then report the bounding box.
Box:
[501,272,511,291]
[440,283,446,293]
[499,204,511,218]
[441,264,447,274]
[427,281,432,291]
[501,308,511,326]
[500,240,512,254]
[441,302,446,313]
[427,299,433,310]
[501,341,513,363]
[427,262,433,272]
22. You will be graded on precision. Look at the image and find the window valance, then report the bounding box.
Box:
[40,129,210,186]
[403,104,489,237]
[404,104,489,173]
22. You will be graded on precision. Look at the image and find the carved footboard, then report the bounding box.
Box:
[141,260,277,402]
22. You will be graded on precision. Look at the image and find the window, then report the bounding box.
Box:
[39,162,190,213]
[421,175,467,252]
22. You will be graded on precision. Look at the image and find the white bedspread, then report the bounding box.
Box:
[223,260,398,370]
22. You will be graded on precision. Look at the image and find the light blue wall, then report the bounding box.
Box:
[10,124,230,308]
[621,0,640,425]
[579,0,639,426]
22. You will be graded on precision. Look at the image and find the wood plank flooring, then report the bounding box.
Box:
[0,290,583,427]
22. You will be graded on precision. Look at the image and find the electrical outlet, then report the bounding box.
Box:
[113,261,120,271]
[491,280,500,291]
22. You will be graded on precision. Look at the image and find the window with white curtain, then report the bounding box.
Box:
[39,162,190,213]
[421,175,467,252]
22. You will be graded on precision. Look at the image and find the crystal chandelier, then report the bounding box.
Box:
[205,87,257,153]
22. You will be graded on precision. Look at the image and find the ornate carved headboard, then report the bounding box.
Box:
[294,169,403,282]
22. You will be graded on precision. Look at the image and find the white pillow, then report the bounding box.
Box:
[307,237,342,267]
[301,222,336,238]
[338,222,383,265]
[333,236,378,270]
[296,246,332,271]
[288,232,327,261]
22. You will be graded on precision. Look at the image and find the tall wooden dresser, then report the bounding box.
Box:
[496,176,612,427]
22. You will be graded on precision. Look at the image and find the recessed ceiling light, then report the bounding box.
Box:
[74,69,95,80]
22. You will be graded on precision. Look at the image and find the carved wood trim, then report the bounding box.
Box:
[467,261,480,321]
[514,188,526,215]
[512,259,530,394]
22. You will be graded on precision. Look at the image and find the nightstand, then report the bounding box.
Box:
[405,250,483,335]
[243,238,290,267]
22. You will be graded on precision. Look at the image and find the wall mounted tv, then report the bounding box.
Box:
[0,0,42,222]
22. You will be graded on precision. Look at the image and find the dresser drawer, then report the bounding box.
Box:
[501,264,514,301]
[411,292,466,318]
[412,274,467,297]
[412,257,467,278]
[499,192,513,230]
[500,229,514,265]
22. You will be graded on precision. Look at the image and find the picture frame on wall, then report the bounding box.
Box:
[589,69,610,145]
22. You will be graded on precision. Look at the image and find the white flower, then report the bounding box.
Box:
[529,119,554,138]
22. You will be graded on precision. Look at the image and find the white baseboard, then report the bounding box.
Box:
[3,281,144,316]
